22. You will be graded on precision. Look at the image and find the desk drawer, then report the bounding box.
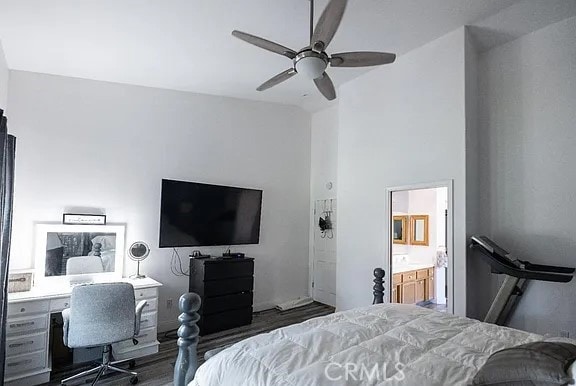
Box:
[8,300,49,316]
[6,314,48,336]
[50,297,71,311]
[135,287,157,300]
[6,332,47,357]
[139,312,157,330]
[114,327,157,351]
[141,298,157,313]
[5,351,46,377]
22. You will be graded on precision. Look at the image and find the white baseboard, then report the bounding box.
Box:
[276,297,313,311]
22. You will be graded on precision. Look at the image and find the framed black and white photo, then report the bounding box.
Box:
[63,213,107,225]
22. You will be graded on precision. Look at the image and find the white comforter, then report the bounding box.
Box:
[191,303,558,385]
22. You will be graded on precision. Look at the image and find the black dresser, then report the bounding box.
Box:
[189,257,254,335]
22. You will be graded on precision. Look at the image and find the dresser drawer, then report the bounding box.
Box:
[6,332,47,357]
[135,287,157,300]
[8,300,49,316]
[140,298,157,313]
[204,277,253,297]
[201,307,252,335]
[204,260,254,280]
[392,273,402,285]
[50,297,71,311]
[203,292,253,315]
[139,311,157,330]
[5,351,46,377]
[428,268,434,277]
[6,314,48,336]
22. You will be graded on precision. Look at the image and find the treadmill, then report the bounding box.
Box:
[470,236,574,325]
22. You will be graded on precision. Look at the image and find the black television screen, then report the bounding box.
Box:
[159,179,263,248]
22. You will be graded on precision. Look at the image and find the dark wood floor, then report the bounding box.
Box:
[45,302,335,386]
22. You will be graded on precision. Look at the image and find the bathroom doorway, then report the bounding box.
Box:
[387,182,453,313]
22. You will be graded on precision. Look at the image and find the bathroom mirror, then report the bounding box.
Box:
[392,216,408,244]
[410,215,429,246]
[34,224,125,284]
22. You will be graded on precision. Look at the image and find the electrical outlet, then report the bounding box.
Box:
[167,299,173,309]
[560,331,570,338]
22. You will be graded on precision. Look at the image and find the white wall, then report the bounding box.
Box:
[311,105,338,201]
[477,16,576,335]
[337,28,469,315]
[7,71,312,331]
[0,40,8,110]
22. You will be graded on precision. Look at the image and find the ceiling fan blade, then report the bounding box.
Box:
[313,72,336,101]
[311,0,347,52]
[232,30,297,59]
[257,68,297,91]
[331,51,397,67]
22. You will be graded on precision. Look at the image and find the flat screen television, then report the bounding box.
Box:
[159,179,263,248]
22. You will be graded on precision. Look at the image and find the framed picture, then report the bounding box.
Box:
[410,215,429,246]
[62,213,106,225]
[392,215,408,244]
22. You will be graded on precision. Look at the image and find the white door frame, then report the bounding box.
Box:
[385,180,454,314]
[310,198,337,307]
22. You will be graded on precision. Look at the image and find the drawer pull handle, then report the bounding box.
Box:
[10,321,34,328]
[141,319,149,323]
[7,359,32,367]
[20,308,26,313]
[8,340,34,348]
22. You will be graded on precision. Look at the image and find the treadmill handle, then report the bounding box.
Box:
[519,260,575,274]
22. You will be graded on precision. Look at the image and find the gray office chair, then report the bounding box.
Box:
[61,283,147,385]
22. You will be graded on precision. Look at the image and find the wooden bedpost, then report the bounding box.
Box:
[373,268,385,304]
[174,292,201,386]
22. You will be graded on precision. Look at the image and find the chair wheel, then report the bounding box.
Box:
[128,360,136,369]
[130,376,138,384]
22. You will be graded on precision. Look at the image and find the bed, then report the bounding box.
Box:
[176,269,576,385]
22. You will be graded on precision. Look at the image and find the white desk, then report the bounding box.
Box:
[5,277,162,386]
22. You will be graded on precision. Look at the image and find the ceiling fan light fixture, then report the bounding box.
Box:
[294,52,328,80]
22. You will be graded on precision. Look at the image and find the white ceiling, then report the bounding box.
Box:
[0,0,530,111]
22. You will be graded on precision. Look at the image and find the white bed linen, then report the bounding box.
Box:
[191,303,571,386]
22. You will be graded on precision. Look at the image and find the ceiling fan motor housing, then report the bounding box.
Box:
[294,50,329,79]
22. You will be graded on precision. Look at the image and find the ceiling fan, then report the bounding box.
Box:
[232,0,396,101]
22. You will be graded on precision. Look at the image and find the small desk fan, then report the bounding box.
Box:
[128,241,150,279]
